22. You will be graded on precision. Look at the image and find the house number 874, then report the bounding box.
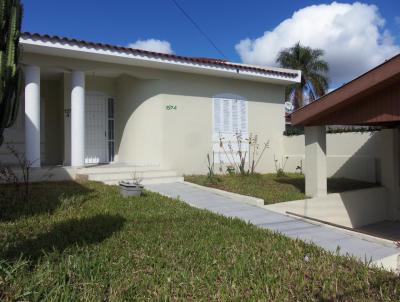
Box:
[166,105,177,110]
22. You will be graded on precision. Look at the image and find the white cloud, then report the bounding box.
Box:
[235,2,399,85]
[128,39,174,54]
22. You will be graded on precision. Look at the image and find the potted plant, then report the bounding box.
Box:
[119,171,144,197]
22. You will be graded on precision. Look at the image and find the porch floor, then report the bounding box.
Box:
[357,221,400,242]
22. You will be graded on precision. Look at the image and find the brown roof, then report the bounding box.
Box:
[21,32,298,79]
[291,53,400,126]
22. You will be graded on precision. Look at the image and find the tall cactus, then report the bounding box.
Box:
[0,0,23,146]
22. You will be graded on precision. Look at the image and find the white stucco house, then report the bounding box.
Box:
[0,32,301,183]
[2,32,400,239]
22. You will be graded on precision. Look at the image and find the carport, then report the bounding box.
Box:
[289,54,400,230]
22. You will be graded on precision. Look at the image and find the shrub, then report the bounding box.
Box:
[205,152,220,184]
[274,155,289,178]
[217,132,269,176]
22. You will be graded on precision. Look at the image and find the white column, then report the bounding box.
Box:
[24,65,41,168]
[380,128,400,220]
[305,126,327,197]
[71,71,85,167]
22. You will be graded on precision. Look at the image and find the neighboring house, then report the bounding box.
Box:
[0,32,301,180]
[285,54,400,228]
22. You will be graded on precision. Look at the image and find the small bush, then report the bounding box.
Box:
[274,155,289,178]
[217,132,269,176]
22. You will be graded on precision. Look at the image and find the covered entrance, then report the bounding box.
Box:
[22,65,117,168]
[289,54,400,228]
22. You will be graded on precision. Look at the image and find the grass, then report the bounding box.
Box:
[0,181,399,301]
[184,173,378,204]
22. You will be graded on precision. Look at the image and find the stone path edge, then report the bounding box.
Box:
[182,181,264,207]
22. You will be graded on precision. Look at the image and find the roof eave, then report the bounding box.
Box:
[291,54,400,126]
[20,37,301,85]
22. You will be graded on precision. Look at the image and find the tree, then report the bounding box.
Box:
[276,42,329,110]
[0,0,23,146]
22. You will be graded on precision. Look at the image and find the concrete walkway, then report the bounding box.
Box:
[146,182,400,272]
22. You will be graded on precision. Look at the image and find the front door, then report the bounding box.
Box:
[85,93,108,164]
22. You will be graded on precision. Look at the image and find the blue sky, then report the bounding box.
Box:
[22,0,400,86]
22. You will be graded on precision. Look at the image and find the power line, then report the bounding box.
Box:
[170,0,228,60]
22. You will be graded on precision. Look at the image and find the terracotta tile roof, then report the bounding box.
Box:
[21,32,299,79]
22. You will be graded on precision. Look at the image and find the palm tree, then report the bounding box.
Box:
[276,42,329,110]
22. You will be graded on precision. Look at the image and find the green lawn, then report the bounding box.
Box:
[184,173,378,204]
[1,181,398,301]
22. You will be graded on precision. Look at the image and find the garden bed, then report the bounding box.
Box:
[0,181,397,301]
[184,173,378,204]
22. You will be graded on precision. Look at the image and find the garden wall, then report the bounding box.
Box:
[283,131,383,183]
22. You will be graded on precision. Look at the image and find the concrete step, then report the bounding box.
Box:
[75,165,183,185]
[104,176,184,186]
[76,165,161,174]
[86,170,177,181]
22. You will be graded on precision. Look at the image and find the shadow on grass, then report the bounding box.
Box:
[274,176,305,193]
[4,214,126,262]
[274,176,377,195]
[0,181,93,222]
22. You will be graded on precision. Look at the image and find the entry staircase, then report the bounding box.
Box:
[75,164,183,185]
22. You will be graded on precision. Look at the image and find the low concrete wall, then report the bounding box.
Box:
[265,187,389,228]
[284,132,381,183]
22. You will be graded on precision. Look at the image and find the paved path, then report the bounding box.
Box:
[146,182,400,271]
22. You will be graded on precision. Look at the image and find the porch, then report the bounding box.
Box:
[18,65,118,168]
[287,54,400,228]
[1,54,168,171]
[1,63,182,184]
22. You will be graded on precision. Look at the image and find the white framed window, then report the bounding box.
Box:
[212,95,248,164]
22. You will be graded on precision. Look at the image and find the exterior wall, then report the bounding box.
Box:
[0,79,63,165]
[115,70,286,174]
[86,75,116,97]
[284,132,382,183]
[7,53,287,174]
[115,75,164,167]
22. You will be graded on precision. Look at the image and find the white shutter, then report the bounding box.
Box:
[212,96,249,164]
[213,98,222,134]
[239,99,248,134]
[222,98,231,133]
[232,99,238,133]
